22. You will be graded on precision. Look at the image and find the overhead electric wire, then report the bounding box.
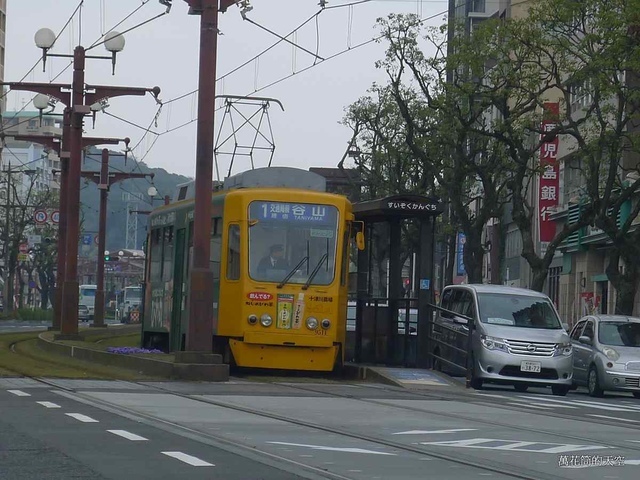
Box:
[89,0,153,49]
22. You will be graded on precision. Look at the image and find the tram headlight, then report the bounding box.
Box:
[247,314,258,325]
[306,317,318,330]
[321,319,331,329]
[260,314,273,327]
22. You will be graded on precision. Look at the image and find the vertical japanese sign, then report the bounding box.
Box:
[456,232,466,276]
[539,102,560,244]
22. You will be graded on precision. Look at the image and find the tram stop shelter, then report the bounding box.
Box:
[351,194,444,368]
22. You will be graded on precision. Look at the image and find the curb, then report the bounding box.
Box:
[37,329,230,381]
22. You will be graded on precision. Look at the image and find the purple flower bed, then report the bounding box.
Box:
[107,347,164,355]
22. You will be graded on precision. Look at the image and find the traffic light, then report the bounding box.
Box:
[104,255,120,262]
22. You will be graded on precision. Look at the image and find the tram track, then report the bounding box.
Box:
[3,342,638,479]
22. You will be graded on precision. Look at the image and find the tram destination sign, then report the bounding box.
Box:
[252,202,337,224]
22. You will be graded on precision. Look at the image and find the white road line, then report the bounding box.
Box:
[393,429,477,435]
[419,438,608,454]
[65,413,99,423]
[268,441,396,455]
[519,395,636,412]
[588,414,640,423]
[508,400,576,409]
[107,430,148,441]
[506,403,551,410]
[7,390,30,397]
[36,401,61,408]
[624,460,640,465]
[474,393,508,399]
[162,452,214,467]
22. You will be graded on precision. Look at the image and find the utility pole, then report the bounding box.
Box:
[2,28,161,338]
[81,148,153,328]
[182,0,240,352]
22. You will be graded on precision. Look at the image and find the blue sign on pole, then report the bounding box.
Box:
[420,279,431,290]
[81,234,93,245]
[457,232,466,276]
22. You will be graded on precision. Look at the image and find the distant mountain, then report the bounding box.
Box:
[79,147,191,254]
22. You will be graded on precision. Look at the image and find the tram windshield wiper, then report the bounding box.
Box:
[302,253,328,290]
[277,256,308,289]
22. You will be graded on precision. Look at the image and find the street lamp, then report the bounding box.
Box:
[104,32,126,75]
[34,28,56,72]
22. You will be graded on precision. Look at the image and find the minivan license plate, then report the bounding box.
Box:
[521,361,541,373]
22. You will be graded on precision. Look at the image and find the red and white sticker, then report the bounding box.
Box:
[247,292,273,301]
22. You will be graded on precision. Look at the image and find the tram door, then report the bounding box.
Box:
[171,228,187,352]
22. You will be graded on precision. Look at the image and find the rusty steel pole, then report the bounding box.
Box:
[59,46,87,338]
[52,108,71,331]
[184,0,220,352]
[92,149,110,328]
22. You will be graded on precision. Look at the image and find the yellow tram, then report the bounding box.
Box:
[142,167,363,371]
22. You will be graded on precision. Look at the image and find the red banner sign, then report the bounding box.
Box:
[539,102,560,243]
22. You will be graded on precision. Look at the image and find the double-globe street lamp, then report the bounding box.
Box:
[2,27,161,338]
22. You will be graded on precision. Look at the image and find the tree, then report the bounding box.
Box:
[346,15,515,284]
[518,0,640,312]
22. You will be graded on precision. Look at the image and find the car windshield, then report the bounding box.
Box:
[80,288,96,297]
[477,293,562,329]
[125,289,142,300]
[598,322,640,347]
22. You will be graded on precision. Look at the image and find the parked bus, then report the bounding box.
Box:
[141,167,363,372]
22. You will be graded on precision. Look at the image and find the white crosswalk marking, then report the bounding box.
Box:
[37,401,61,408]
[588,414,640,423]
[506,402,551,410]
[393,429,476,435]
[508,400,576,409]
[162,452,214,466]
[107,430,148,441]
[65,413,99,423]
[518,395,637,412]
[7,390,30,397]
[419,438,608,454]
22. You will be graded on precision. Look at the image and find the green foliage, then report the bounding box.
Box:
[11,308,53,321]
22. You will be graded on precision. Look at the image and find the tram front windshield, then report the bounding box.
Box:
[248,201,339,286]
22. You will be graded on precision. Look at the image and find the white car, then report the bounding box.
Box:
[570,315,640,398]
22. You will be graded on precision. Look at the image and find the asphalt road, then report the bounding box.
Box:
[1,377,639,480]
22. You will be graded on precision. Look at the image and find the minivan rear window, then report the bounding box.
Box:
[477,293,561,329]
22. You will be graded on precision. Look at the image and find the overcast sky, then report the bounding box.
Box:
[4,0,447,179]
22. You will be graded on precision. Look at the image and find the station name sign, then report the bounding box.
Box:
[150,212,176,227]
[386,200,441,212]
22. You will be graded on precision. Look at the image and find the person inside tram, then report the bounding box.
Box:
[257,244,289,277]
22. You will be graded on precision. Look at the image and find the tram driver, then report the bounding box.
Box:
[257,244,289,278]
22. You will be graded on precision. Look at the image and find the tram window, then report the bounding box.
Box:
[227,224,241,280]
[211,217,222,281]
[150,229,162,281]
[162,227,174,282]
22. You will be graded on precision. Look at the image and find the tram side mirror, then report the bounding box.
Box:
[356,231,365,251]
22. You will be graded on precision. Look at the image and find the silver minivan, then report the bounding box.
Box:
[434,285,573,396]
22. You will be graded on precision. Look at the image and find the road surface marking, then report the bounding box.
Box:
[506,402,551,410]
[162,452,214,466]
[7,390,30,397]
[37,401,61,408]
[508,400,576,409]
[519,395,637,412]
[624,460,640,465]
[474,393,508,399]
[588,414,640,423]
[419,438,607,453]
[393,429,476,435]
[107,430,148,441]
[268,442,396,455]
[65,413,99,423]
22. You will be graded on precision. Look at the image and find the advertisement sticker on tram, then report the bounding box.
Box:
[292,293,305,330]
[276,294,294,329]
